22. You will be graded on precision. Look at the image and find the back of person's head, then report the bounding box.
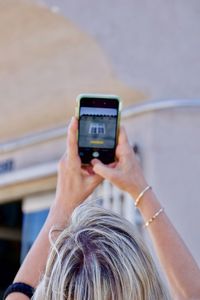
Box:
[33,201,170,300]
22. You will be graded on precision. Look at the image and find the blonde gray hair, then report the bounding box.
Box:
[33,201,171,300]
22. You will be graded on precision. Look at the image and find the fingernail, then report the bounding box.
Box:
[91,159,99,165]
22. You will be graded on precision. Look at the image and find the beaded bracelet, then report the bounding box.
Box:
[135,185,152,207]
[144,207,164,228]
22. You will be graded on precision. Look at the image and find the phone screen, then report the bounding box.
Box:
[79,106,117,148]
[78,96,119,164]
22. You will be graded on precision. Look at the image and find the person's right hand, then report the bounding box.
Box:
[92,127,148,199]
[54,117,103,216]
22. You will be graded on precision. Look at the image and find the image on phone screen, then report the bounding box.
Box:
[79,107,117,149]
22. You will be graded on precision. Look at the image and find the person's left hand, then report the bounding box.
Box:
[53,117,103,216]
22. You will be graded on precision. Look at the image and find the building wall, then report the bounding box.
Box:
[1,103,200,266]
[123,105,200,264]
[1,0,200,286]
[34,0,200,99]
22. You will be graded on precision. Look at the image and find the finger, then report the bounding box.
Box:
[91,158,116,165]
[91,159,117,169]
[81,167,91,176]
[118,126,129,145]
[115,127,133,160]
[116,143,132,159]
[92,159,117,181]
[86,173,103,188]
[82,165,96,175]
[108,161,117,168]
[67,116,79,159]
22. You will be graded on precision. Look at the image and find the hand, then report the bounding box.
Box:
[92,127,148,199]
[54,117,103,215]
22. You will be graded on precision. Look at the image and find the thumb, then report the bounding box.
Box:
[91,159,116,181]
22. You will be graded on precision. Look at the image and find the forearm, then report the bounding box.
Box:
[5,116,102,300]
[133,189,200,299]
[6,202,73,300]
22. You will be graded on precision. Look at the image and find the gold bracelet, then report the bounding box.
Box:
[135,185,152,207]
[144,207,164,228]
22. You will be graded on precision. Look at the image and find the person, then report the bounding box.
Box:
[4,117,200,300]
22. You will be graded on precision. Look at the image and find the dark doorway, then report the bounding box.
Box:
[0,200,22,298]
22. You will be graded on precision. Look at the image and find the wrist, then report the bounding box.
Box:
[128,180,149,200]
[49,194,85,224]
[47,201,73,228]
[129,183,160,211]
[133,187,162,219]
[134,185,152,207]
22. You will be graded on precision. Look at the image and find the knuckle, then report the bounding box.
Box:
[57,156,66,170]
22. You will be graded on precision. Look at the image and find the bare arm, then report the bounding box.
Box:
[92,127,200,300]
[6,205,73,300]
[136,190,200,300]
[5,117,102,300]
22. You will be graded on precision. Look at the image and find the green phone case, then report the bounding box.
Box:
[75,93,122,164]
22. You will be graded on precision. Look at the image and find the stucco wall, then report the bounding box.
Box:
[123,106,200,265]
[34,0,200,99]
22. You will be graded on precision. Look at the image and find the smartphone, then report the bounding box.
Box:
[76,94,121,164]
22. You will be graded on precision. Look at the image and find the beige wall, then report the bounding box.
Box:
[123,105,200,265]
[1,99,200,272]
[34,0,200,99]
